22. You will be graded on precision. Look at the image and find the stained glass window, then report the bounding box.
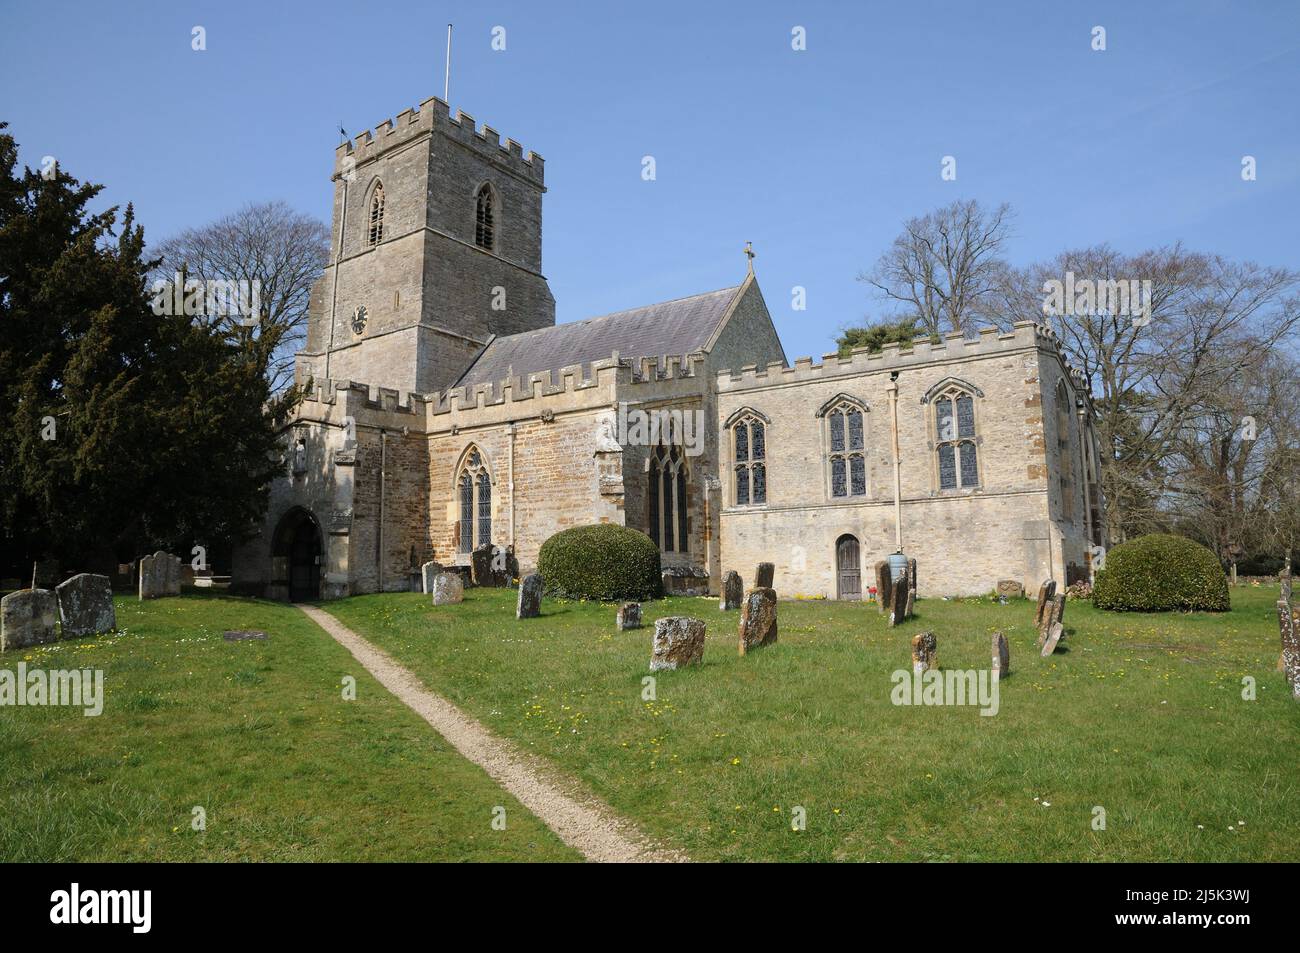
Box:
[829,411,845,452]
[934,388,980,490]
[476,472,492,548]
[458,473,473,553]
[958,442,979,488]
[825,401,867,498]
[732,415,767,506]
[847,409,863,450]
[752,463,767,504]
[938,444,957,490]
[735,421,749,461]
[751,422,765,460]
[956,395,975,438]
[648,461,661,547]
[831,457,847,497]
[849,455,866,496]
[458,447,492,552]
[936,397,955,442]
[735,464,749,506]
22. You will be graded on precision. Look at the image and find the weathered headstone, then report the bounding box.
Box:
[223,630,269,641]
[421,561,442,594]
[1041,621,1064,657]
[754,562,775,589]
[996,579,1025,599]
[737,587,778,654]
[617,602,643,631]
[1038,592,1066,647]
[138,551,182,600]
[1279,600,1300,699]
[662,567,709,596]
[911,632,937,674]
[889,571,910,626]
[875,561,892,612]
[992,631,1010,680]
[650,617,706,671]
[432,572,464,606]
[1054,593,1066,625]
[516,573,543,619]
[720,570,743,611]
[907,558,918,593]
[471,544,515,587]
[31,559,60,590]
[55,573,115,638]
[1034,579,1056,629]
[1,588,58,652]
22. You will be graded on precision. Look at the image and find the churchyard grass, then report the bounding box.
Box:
[0,593,577,862]
[326,585,1300,862]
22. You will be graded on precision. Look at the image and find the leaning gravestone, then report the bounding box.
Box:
[421,561,442,594]
[720,570,743,611]
[432,572,464,606]
[617,602,643,631]
[1034,579,1056,629]
[1041,621,1064,657]
[55,573,115,638]
[1,588,58,652]
[1038,592,1066,647]
[754,562,775,589]
[992,631,1010,680]
[907,558,918,593]
[516,573,543,619]
[650,617,706,672]
[875,561,892,613]
[889,571,910,626]
[1279,600,1300,699]
[911,632,937,674]
[737,587,778,655]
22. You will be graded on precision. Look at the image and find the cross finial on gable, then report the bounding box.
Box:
[744,241,755,274]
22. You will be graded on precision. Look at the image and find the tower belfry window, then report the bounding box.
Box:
[368,182,385,246]
[475,184,495,250]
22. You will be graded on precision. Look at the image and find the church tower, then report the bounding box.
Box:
[298,97,556,394]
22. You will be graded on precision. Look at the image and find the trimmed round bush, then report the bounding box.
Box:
[1093,534,1229,612]
[537,524,662,601]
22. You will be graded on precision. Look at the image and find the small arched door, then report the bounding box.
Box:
[836,534,861,601]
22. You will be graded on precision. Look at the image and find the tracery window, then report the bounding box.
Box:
[368,182,385,246]
[933,387,979,490]
[823,400,867,498]
[731,414,767,506]
[457,447,491,553]
[475,184,495,250]
[648,442,689,551]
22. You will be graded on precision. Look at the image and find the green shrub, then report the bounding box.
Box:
[537,524,662,601]
[1093,534,1229,612]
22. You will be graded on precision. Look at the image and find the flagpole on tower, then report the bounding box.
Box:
[444,24,453,102]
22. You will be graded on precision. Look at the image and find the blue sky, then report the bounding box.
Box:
[3,0,1297,361]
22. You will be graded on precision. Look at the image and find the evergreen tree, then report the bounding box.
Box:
[0,123,300,576]
[835,318,930,358]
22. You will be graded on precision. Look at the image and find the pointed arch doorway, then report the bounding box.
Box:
[272,507,323,602]
[836,534,861,601]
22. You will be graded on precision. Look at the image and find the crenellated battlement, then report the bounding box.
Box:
[334,96,544,185]
[296,378,431,419]
[717,321,1074,391]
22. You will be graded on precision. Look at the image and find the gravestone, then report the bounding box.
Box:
[223,630,269,641]
[1034,579,1057,629]
[1279,601,1300,699]
[1,588,58,652]
[754,562,775,589]
[720,571,743,611]
[432,572,464,606]
[138,551,182,600]
[32,559,60,590]
[904,587,915,620]
[911,632,937,674]
[737,587,778,654]
[875,561,892,612]
[421,561,443,594]
[662,566,709,596]
[1041,621,1064,657]
[516,573,543,619]
[617,602,643,631]
[996,580,1025,599]
[471,545,514,587]
[907,558,918,593]
[992,631,1010,680]
[650,617,706,672]
[55,573,115,639]
[889,571,910,626]
[1038,593,1066,647]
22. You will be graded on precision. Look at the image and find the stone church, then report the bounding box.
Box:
[232,95,1104,601]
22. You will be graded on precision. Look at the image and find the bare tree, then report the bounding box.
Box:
[151,201,329,392]
[861,199,1014,337]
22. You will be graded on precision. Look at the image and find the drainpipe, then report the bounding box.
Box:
[1077,401,1095,581]
[378,429,387,592]
[887,372,903,553]
[325,173,349,380]
[506,422,516,549]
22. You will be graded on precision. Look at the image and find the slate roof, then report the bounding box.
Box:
[455,285,743,388]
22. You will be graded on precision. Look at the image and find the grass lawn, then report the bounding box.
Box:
[0,594,577,862]
[326,584,1300,862]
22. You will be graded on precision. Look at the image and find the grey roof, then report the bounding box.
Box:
[455,285,742,388]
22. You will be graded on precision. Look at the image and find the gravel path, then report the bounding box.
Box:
[298,604,686,863]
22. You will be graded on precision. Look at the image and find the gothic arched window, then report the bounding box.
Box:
[456,447,492,552]
[933,386,979,490]
[368,182,385,246]
[648,442,689,552]
[475,184,495,251]
[1056,380,1074,521]
[818,397,867,498]
[730,414,767,506]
